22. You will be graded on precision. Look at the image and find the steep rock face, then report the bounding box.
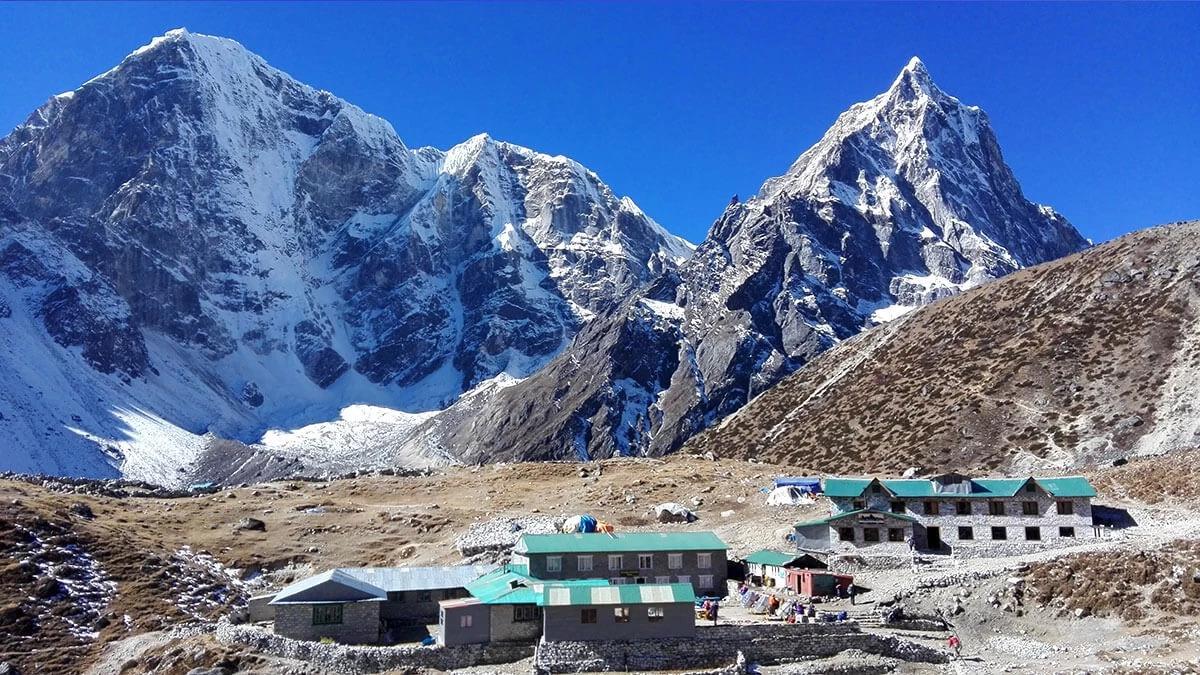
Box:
[685,221,1200,473]
[430,58,1090,465]
[0,30,690,481]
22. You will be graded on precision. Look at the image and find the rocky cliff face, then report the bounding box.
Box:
[0,30,690,481]
[426,58,1090,465]
[684,220,1200,473]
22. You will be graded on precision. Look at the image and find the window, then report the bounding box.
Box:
[838,527,855,541]
[991,526,1007,540]
[924,500,939,515]
[871,484,882,494]
[578,555,593,572]
[989,501,1006,516]
[312,604,343,625]
[676,575,691,585]
[581,608,597,624]
[638,554,653,570]
[699,575,714,590]
[655,576,670,584]
[418,590,432,602]
[1059,526,1076,538]
[853,500,866,510]
[697,552,712,569]
[1057,501,1074,515]
[608,554,623,570]
[888,528,904,542]
[459,614,473,628]
[546,556,562,572]
[1025,526,1041,541]
[958,526,974,540]
[956,501,971,515]
[635,577,647,585]
[614,607,630,623]
[513,605,539,622]
[1025,483,1037,493]
[388,591,406,603]
[610,577,623,585]
[1022,501,1038,516]
[648,606,664,622]
[890,501,905,514]
[863,528,880,542]
[668,553,683,569]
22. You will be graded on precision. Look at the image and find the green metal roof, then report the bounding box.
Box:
[516,531,727,554]
[465,565,607,605]
[822,476,1095,499]
[823,477,874,498]
[1035,476,1097,498]
[794,508,919,529]
[744,550,801,567]
[540,583,695,607]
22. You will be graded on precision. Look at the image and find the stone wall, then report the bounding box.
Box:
[490,604,543,642]
[216,619,535,673]
[274,602,380,644]
[542,602,694,642]
[533,623,947,673]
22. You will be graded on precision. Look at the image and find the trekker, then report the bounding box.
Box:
[849,584,857,605]
[948,634,962,659]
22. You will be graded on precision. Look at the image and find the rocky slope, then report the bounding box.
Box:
[0,30,690,481]
[420,58,1089,464]
[684,220,1200,473]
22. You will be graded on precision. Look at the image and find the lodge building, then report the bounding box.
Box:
[794,473,1098,552]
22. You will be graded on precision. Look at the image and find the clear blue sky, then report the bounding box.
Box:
[1,2,1196,244]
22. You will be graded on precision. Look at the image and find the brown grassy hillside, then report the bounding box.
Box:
[685,221,1200,474]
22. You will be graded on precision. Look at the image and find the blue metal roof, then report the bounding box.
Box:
[270,565,496,604]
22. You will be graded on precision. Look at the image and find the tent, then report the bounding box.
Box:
[772,477,822,494]
[766,485,815,506]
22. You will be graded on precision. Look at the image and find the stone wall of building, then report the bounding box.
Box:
[533,623,948,673]
[489,604,543,642]
[217,619,535,673]
[274,602,381,645]
[542,602,695,642]
[525,550,727,595]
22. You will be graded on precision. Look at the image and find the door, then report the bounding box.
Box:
[926,526,942,551]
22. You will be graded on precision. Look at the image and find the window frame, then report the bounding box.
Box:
[581,608,597,624]
[923,500,939,515]
[1022,501,1039,516]
[957,526,974,540]
[1024,526,1041,541]
[989,501,1006,516]
[863,527,880,543]
[697,552,712,569]
[638,553,654,570]
[312,604,343,626]
[577,555,593,572]
[513,605,540,623]
[667,553,684,569]
[1058,526,1076,538]
[647,606,665,622]
[887,527,904,542]
[614,606,631,623]
[546,555,562,572]
[956,501,971,516]
[608,554,623,570]
[991,526,1007,540]
[699,574,714,590]
[459,613,473,628]
[838,526,855,542]
[890,501,905,514]
[1057,500,1075,515]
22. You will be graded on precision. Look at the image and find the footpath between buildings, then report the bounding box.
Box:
[214,619,948,673]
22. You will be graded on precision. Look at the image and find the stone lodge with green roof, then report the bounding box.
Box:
[798,473,1099,553]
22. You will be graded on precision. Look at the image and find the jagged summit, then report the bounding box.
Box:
[0,30,690,481]
[429,57,1090,467]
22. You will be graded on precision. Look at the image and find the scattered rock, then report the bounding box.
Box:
[233,517,266,532]
[68,502,95,519]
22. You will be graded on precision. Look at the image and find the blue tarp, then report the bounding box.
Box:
[579,515,598,533]
[773,477,822,493]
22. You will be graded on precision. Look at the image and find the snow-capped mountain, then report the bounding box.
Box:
[0,29,690,481]
[422,57,1090,464]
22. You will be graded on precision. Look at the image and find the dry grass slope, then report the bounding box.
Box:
[686,221,1200,474]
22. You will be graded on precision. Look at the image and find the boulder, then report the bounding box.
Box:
[233,517,266,532]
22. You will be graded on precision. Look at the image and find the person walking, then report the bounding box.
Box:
[948,633,962,660]
[849,584,857,605]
